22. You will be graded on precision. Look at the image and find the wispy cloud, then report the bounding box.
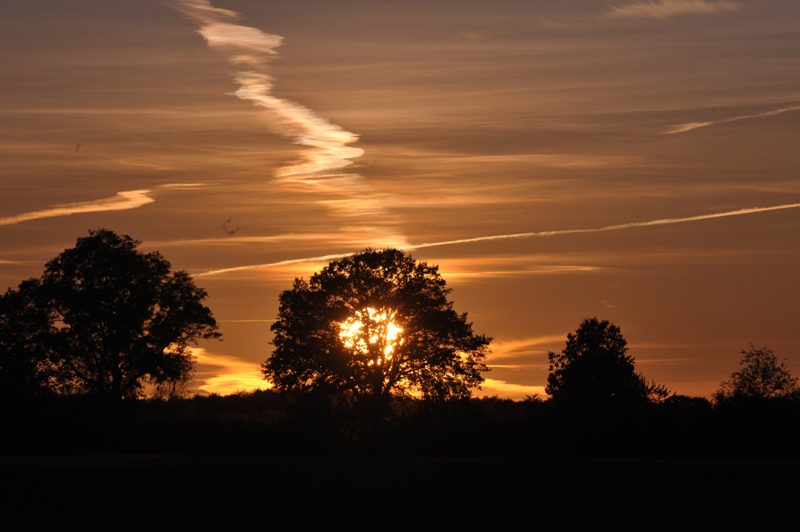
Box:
[665,105,800,134]
[118,160,175,171]
[489,336,567,360]
[0,190,154,226]
[607,0,741,19]
[172,0,406,245]
[196,202,800,277]
[193,348,272,395]
[409,202,800,251]
[157,183,210,190]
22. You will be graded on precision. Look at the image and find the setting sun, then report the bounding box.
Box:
[339,307,404,365]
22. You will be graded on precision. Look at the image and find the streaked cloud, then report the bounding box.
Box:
[410,202,800,250]
[173,0,406,242]
[635,358,693,366]
[607,0,741,19]
[489,335,567,360]
[118,160,176,171]
[476,379,547,400]
[157,183,210,190]
[665,105,800,134]
[0,190,154,226]
[195,202,800,277]
[193,348,272,395]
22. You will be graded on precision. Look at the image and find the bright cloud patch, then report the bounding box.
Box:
[0,190,154,226]
[476,379,547,400]
[193,348,272,395]
[608,0,741,19]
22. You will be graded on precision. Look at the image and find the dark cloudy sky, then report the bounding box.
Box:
[2,0,799,397]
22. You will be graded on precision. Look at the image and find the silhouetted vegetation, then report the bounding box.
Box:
[264,248,490,424]
[546,318,669,407]
[2,386,799,461]
[0,229,220,403]
[1,239,799,464]
[713,343,799,404]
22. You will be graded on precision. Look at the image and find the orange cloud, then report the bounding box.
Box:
[192,348,272,395]
[476,379,547,400]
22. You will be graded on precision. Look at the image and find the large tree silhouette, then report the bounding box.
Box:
[1,229,220,401]
[546,318,667,406]
[263,249,490,409]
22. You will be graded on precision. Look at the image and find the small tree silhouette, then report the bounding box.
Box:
[713,344,798,403]
[546,317,668,406]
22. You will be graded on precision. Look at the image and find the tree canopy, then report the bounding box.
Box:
[263,249,490,406]
[546,317,668,406]
[713,344,798,403]
[0,229,220,401]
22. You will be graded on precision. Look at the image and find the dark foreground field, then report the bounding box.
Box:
[3,455,799,530]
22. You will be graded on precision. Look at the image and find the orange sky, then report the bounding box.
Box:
[2,0,799,399]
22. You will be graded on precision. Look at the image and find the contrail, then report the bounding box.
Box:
[0,190,154,226]
[665,105,800,134]
[196,202,800,276]
[172,1,406,238]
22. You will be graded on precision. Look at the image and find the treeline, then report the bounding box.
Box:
[2,389,799,459]
[3,230,799,460]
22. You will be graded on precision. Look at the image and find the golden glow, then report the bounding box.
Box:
[339,307,404,365]
[192,348,273,395]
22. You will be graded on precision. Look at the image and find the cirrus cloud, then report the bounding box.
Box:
[607,0,742,19]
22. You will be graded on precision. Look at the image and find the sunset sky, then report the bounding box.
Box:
[2,0,799,398]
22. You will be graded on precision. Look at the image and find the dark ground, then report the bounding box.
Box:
[3,455,799,531]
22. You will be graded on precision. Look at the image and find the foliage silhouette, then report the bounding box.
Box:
[546,317,668,406]
[713,344,798,403]
[263,248,490,413]
[0,279,62,399]
[1,229,220,402]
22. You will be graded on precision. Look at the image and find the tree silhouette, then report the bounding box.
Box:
[0,279,63,399]
[713,344,798,403]
[546,318,668,406]
[2,229,221,402]
[263,249,490,411]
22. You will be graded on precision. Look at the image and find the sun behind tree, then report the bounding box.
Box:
[263,249,490,410]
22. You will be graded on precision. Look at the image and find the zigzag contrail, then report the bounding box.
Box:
[172,0,406,238]
[196,202,800,276]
